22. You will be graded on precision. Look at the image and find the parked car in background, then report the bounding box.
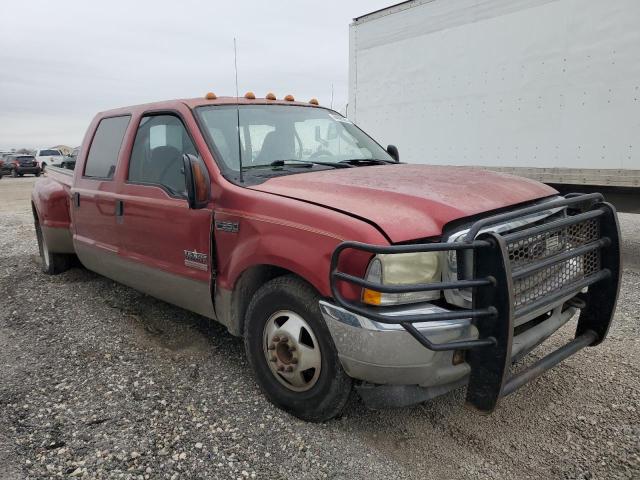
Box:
[34,148,63,172]
[60,152,77,170]
[3,154,41,177]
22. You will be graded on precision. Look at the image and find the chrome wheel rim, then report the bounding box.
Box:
[262,310,322,392]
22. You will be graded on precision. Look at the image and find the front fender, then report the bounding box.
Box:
[215,213,343,297]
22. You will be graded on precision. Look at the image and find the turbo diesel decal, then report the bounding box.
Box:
[184,250,208,271]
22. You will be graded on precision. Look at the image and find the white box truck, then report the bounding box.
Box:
[348,0,640,212]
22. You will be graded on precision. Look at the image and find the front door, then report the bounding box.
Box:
[115,112,215,318]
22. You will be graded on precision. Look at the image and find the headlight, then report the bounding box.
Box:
[362,252,442,306]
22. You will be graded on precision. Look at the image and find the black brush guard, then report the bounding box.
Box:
[330,194,621,413]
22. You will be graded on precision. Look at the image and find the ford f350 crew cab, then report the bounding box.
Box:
[31,93,621,421]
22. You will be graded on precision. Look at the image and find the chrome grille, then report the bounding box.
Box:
[443,201,566,309]
[507,218,601,310]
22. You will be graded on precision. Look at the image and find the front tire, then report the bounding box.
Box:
[244,275,352,422]
[34,215,71,274]
[11,169,17,178]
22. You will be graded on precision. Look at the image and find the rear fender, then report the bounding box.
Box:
[32,176,74,253]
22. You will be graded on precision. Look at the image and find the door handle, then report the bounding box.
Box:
[115,200,124,219]
[72,192,80,208]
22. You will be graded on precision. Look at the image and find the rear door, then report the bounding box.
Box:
[114,110,215,318]
[72,115,131,268]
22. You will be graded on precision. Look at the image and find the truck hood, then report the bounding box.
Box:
[249,164,557,243]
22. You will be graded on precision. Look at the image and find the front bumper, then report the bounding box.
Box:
[320,299,576,389]
[327,193,621,412]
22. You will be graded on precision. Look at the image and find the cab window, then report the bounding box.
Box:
[84,115,131,179]
[128,114,197,196]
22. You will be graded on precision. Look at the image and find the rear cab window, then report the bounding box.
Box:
[84,116,131,179]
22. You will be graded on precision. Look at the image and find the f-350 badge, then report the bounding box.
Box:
[184,250,208,271]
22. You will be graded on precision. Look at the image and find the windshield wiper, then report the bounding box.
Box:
[243,159,353,170]
[338,158,395,166]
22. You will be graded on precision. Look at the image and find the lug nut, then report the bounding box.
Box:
[273,336,280,342]
[277,365,285,372]
[285,366,293,372]
[280,337,288,343]
[267,344,275,351]
[269,356,277,362]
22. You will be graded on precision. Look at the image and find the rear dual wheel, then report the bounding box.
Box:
[34,214,72,274]
[244,275,352,422]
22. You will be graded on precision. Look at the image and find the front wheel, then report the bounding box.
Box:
[244,275,352,422]
[11,169,17,178]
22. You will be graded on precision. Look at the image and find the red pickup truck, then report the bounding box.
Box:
[31,94,621,421]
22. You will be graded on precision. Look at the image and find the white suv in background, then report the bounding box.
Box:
[34,148,63,172]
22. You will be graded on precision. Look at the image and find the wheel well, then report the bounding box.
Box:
[229,264,305,337]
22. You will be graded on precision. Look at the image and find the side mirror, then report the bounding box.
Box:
[387,144,399,163]
[182,154,211,209]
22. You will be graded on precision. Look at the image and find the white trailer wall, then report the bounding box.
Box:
[348,0,640,183]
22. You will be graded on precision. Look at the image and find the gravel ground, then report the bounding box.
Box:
[0,176,638,479]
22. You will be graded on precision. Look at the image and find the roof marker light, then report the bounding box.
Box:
[284,94,295,101]
[265,92,276,100]
[205,92,217,100]
[244,91,256,99]
[309,98,319,105]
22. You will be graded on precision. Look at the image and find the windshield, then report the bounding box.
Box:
[196,105,393,178]
[40,149,61,156]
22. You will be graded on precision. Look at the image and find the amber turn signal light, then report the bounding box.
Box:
[265,92,276,100]
[193,162,209,204]
[362,288,382,306]
[205,92,217,100]
[309,98,319,105]
[244,91,256,99]
[284,94,295,101]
